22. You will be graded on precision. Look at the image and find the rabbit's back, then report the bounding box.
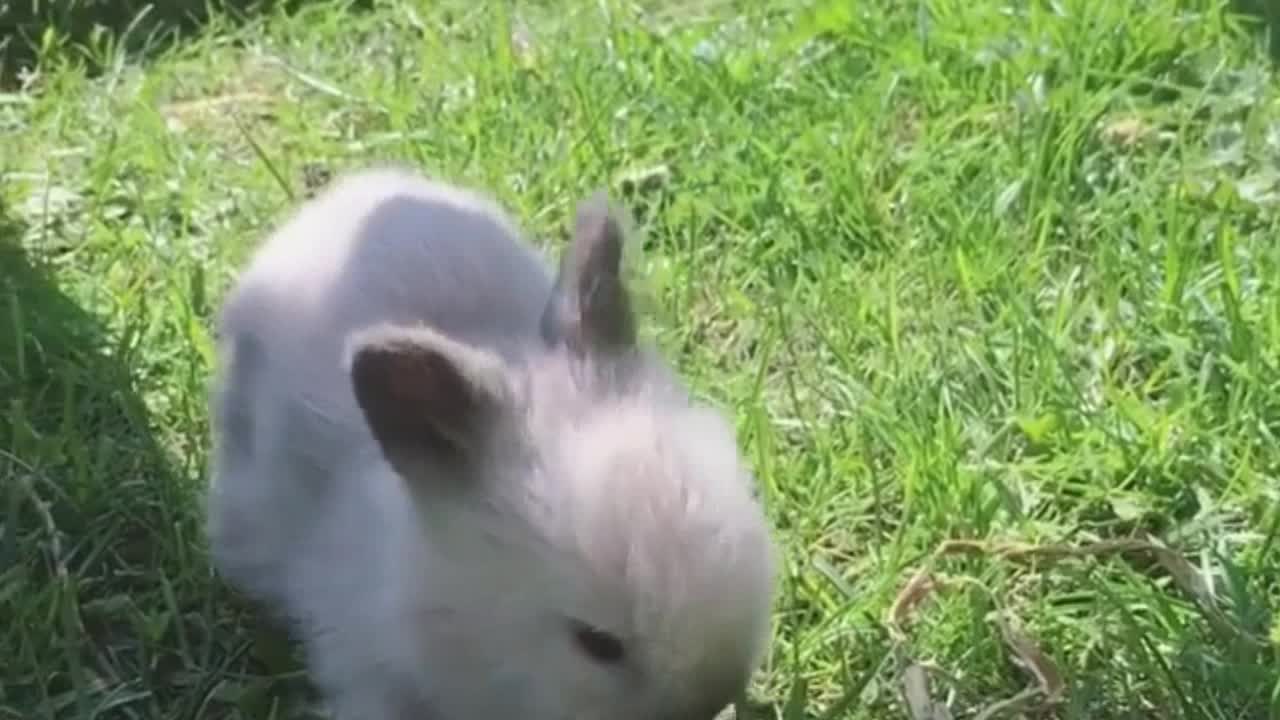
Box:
[217,167,555,450]
[207,168,554,611]
[223,167,555,371]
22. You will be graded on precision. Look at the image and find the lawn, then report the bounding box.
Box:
[2,0,1279,718]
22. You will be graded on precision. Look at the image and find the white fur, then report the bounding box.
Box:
[206,166,778,719]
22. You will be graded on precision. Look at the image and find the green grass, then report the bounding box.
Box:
[3,0,1280,718]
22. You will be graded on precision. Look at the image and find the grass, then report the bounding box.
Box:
[2,0,1280,717]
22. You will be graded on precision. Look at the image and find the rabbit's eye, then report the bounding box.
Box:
[570,621,625,664]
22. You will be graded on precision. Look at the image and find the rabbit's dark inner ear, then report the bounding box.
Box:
[539,191,636,353]
[348,326,506,474]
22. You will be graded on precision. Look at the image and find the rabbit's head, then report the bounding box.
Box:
[344,193,777,720]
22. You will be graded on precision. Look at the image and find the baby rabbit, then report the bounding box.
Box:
[206,166,777,720]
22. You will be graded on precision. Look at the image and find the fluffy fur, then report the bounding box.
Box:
[206,167,778,720]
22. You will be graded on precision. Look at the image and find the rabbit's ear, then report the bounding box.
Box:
[540,191,636,353]
[346,324,511,475]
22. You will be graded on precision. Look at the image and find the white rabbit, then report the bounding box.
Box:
[205,166,778,720]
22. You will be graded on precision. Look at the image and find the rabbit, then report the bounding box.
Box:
[205,166,778,720]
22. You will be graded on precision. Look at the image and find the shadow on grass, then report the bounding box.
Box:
[0,222,310,717]
[0,225,171,714]
[1231,0,1280,62]
[0,0,371,88]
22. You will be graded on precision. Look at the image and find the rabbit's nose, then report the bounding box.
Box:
[664,703,737,720]
[712,705,738,720]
